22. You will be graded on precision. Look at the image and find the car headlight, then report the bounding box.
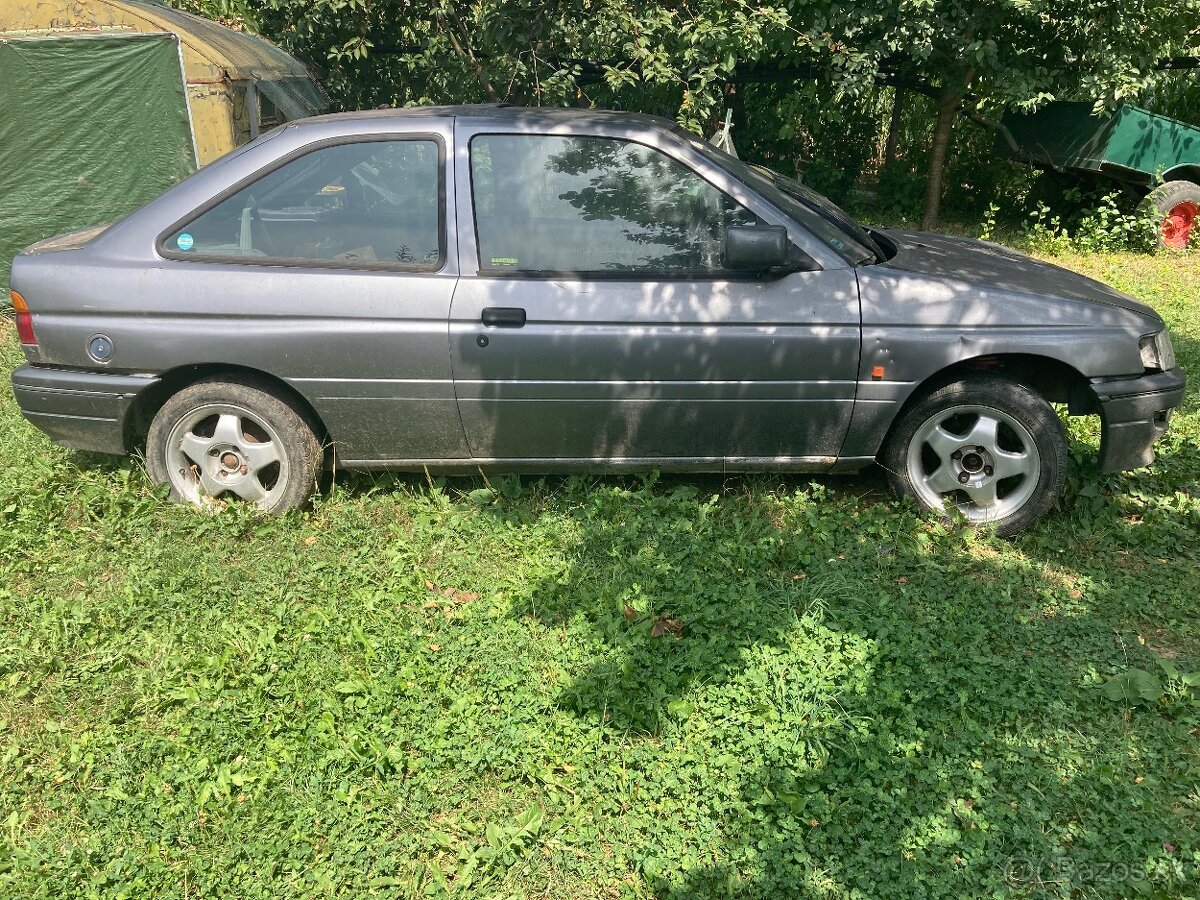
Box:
[1139,330,1176,371]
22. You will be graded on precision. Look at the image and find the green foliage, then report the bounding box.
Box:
[167,0,246,23]
[873,161,927,222]
[166,0,792,132]
[1020,201,1075,255]
[1102,669,1166,706]
[1105,660,1200,707]
[1073,191,1160,253]
[1,246,1199,896]
[161,0,1194,230]
[1015,191,1164,256]
[809,1,1196,226]
[940,125,1041,216]
[733,82,892,206]
[977,201,1000,242]
[1140,71,1200,129]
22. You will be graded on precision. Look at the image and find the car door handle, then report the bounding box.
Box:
[481,307,526,328]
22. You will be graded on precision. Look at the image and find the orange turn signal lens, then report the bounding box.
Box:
[10,291,37,345]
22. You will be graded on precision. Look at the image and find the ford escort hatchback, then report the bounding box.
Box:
[8,105,1187,535]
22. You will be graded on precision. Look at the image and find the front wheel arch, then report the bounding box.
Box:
[874,354,1095,458]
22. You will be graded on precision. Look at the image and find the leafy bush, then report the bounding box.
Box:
[939,122,1039,218]
[801,159,858,207]
[874,161,927,222]
[1016,190,1162,255]
[1072,190,1161,252]
[1019,200,1074,254]
[735,82,891,208]
[977,201,1000,241]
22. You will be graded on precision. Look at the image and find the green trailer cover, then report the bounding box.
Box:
[0,32,197,294]
[1000,101,1200,184]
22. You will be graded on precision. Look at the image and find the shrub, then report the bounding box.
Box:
[874,162,927,221]
[1016,190,1162,255]
[1072,190,1160,253]
[1019,201,1073,254]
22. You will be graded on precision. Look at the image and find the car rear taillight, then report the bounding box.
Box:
[10,291,36,346]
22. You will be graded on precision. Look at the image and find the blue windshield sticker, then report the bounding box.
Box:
[176,233,194,251]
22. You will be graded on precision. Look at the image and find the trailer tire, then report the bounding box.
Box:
[1146,180,1200,250]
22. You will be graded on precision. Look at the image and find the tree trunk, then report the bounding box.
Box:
[883,88,905,166]
[921,91,961,231]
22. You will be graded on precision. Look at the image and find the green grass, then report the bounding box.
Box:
[1,249,1198,899]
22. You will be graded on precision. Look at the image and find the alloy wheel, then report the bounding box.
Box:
[905,404,1041,524]
[164,403,289,508]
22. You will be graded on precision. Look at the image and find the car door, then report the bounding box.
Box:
[153,125,469,464]
[448,122,861,465]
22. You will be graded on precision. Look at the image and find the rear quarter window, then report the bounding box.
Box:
[161,136,444,270]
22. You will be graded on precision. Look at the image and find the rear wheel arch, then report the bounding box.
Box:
[125,364,330,454]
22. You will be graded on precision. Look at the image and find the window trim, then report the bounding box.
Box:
[467,131,783,280]
[156,132,448,273]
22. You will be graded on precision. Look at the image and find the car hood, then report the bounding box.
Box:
[875,229,1161,322]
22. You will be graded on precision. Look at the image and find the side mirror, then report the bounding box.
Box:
[724,225,815,273]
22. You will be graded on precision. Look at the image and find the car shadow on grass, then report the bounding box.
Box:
[492,470,1196,898]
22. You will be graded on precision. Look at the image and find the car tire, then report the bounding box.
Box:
[1144,180,1199,250]
[880,375,1067,537]
[146,378,323,513]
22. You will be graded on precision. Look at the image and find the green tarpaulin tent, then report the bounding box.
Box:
[0,32,197,294]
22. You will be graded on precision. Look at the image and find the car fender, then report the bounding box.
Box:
[837,268,1155,463]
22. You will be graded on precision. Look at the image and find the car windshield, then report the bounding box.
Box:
[685,135,881,265]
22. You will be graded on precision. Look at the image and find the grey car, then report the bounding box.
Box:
[8,105,1187,535]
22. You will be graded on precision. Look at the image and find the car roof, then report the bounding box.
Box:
[293,103,682,132]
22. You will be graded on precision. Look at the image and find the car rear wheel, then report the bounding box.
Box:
[146,379,322,513]
[881,376,1067,537]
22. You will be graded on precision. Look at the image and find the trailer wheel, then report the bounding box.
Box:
[1146,180,1200,250]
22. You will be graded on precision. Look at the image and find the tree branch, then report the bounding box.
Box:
[442,14,500,101]
[961,109,1022,154]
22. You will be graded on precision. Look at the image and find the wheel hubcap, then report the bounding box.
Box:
[165,403,287,509]
[1163,200,1197,249]
[906,404,1041,524]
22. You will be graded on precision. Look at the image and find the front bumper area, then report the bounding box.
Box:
[1093,367,1187,474]
[11,365,159,455]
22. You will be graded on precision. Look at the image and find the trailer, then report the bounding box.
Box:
[1000,101,1200,249]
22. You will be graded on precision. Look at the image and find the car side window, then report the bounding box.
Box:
[470,134,763,275]
[164,138,442,269]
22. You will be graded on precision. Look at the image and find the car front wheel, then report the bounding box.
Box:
[146,378,323,513]
[881,375,1067,537]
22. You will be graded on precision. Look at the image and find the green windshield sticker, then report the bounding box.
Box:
[490,257,518,266]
